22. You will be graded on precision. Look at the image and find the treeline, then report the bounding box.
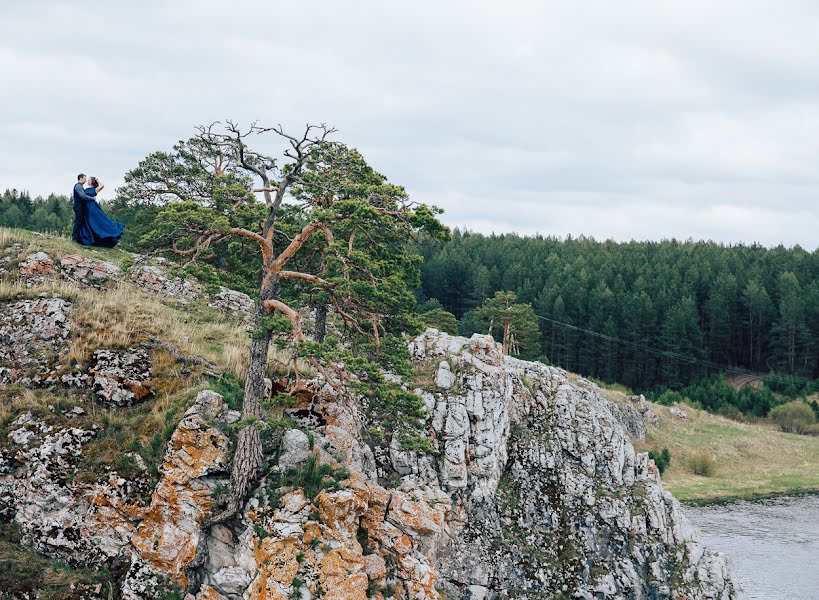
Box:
[4,187,818,392]
[418,230,819,390]
[0,190,74,234]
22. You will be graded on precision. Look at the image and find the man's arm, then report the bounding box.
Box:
[74,184,96,203]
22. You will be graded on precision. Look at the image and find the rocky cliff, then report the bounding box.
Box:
[0,234,740,599]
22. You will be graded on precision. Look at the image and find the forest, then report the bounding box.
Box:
[3,187,818,400]
[417,230,818,391]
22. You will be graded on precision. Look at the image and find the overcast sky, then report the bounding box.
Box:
[2,1,818,248]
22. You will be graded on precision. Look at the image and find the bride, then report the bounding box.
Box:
[76,176,124,248]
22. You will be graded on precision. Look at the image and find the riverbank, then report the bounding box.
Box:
[631,401,819,503]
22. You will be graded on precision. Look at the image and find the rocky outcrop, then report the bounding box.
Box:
[60,253,121,285]
[129,265,202,302]
[123,391,231,597]
[0,294,72,385]
[0,323,740,599]
[4,245,253,320]
[603,393,662,440]
[209,286,254,322]
[0,411,141,566]
[402,330,738,599]
[88,347,153,407]
[0,389,234,597]
[18,251,54,277]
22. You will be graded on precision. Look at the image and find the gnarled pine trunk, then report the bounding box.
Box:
[314,303,327,343]
[185,278,278,594]
[231,277,277,506]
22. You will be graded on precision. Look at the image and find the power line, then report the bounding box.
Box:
[436,300,818,390]
[534,312,815,387]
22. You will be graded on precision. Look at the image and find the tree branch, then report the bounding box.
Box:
[262,298,304,341]
[278,271,331,287]
[270,221,334,273]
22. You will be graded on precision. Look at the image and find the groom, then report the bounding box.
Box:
[72,173,96,243]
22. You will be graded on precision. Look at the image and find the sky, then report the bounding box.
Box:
[1,0,818,249]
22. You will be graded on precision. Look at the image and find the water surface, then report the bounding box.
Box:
[685,495,819,600]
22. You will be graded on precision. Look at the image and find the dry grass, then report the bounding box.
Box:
[0,228,317,483]
[409,360,439,391]
[1,277,304,382]
[0,387,53,428]
[0,522,117,600]
[0,227,312,378]
[0,226,134,268]
[635,402,819,502]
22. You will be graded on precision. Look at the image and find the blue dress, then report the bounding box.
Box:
[76,187,124,248]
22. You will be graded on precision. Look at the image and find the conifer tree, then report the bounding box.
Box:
[118,122,446,538]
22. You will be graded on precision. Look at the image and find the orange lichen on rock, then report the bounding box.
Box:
[130,413,229,587]
[247,537,301,600]
[187,584,229,600]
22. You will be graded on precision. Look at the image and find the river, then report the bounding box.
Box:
[685,495,819,600]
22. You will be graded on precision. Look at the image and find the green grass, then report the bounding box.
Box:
[0,226,135,268]
[635,402,819,503]
[0,523,116,599]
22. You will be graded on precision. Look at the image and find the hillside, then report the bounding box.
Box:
[0,228,740,599]
[639,402,819,503]
[419,229,819,392]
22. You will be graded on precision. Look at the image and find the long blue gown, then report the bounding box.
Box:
[76,187,124,248]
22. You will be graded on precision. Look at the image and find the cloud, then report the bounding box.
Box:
[1,0,818,249]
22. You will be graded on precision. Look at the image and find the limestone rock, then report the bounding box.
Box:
[434,360,455,389]
[405,330,740,600]
[631,393,663,427]
[605,396,649,440]
[670,406,690,420]
[89,346,153,407]
[125,395,230,591]
[129,265,202,302]
[604,394,661,441]
[0,295,71,385]
[278,429,311,469]
[208,286,254,320]
[60,253,121,285]
[18,251,54,277]
[0,322,740,599]
[0,412,143,566]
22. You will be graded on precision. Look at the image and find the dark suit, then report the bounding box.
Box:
[72,182,95,242]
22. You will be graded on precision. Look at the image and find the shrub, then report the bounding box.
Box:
[764,374,814,398]
[736,386,777,417]
[418,307,459,335]
[271,454,349,503]
[648,447,671,474]
[717,403,743,421]
[682,376,736,412]
[769,400,816,434]
[656,390,683,406]
[687,453,716,477]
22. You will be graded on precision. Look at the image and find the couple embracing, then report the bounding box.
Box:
[71,174,124,248]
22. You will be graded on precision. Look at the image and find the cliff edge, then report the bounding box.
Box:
[0,236,740,599]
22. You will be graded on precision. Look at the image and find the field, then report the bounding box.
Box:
[634,401,819,503]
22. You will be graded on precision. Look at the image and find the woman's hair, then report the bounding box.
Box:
[88,176,100,189]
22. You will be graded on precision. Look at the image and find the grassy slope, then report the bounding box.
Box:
[1,228,322,486]
[606,392,819,503]
[0,226,136,268]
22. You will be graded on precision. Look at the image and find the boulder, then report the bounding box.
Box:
[60,253,120,285]
[89,347,153,407]
[129,265,202,302]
